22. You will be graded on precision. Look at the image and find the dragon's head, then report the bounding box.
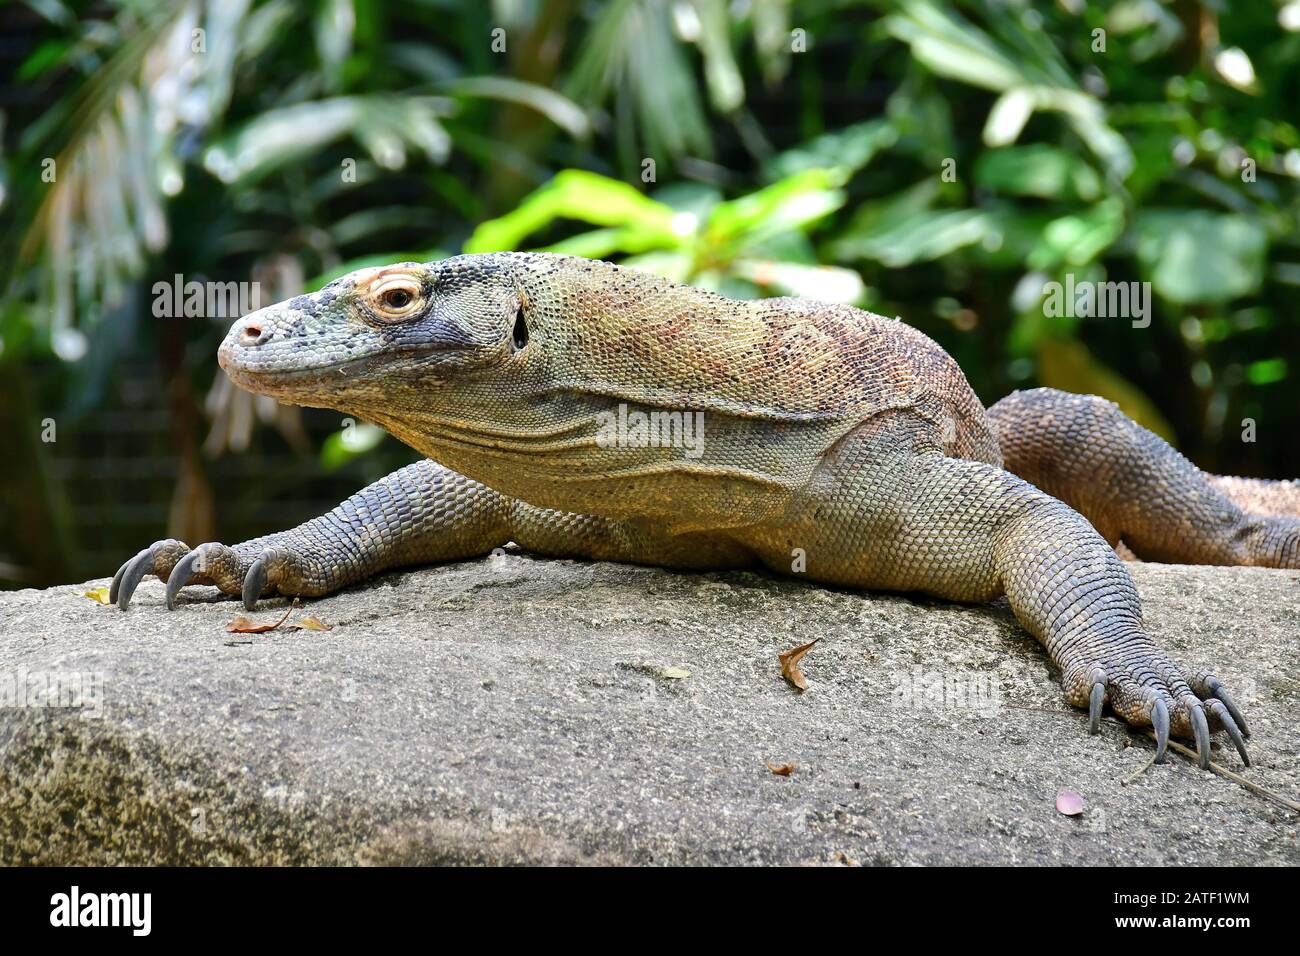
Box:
[218,254,533,413]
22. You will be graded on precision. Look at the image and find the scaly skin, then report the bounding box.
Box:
[988,389,1300,567]
[112,253,1272,769]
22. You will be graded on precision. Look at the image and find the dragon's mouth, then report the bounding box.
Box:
[217,328,462,404]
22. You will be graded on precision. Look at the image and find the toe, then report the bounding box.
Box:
[113,539,190,609]
[1151,697,1170,763]
[243,556,268,611]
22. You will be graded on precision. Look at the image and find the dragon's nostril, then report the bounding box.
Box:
[240,322,266,346]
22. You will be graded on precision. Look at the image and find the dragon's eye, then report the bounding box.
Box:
[383,289,412,310]
[370,276,422,321]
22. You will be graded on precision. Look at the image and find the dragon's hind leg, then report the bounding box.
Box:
[988,388,1300,569]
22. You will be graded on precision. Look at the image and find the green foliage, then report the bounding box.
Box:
[1134,211,1268,305]
[466,167,864,301]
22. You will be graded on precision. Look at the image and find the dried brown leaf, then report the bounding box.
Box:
[226,606,293,634]
[767,762,795,776]
[779,638,820,691]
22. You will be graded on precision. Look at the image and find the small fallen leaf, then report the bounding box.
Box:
[779,638,820,691]
[1056,787,1085,816]
[81,587,111,605]
[226,606,294,634]
[296,615,333,632]
[767,762,795,776]
[661,666,690,679]
[836,851,859,866]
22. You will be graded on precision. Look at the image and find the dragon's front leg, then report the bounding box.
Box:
[112,459,752,610]
[779,411,1252,769]
[112,460,512,610]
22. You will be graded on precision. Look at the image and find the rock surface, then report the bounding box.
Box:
[1,554,1297,865]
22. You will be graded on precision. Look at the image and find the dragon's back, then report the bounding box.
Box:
[516,253,1001,465]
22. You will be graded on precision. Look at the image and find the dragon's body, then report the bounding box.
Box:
[114,253,1300,768]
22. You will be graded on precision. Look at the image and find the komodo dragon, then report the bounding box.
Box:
[111,253,1299,769]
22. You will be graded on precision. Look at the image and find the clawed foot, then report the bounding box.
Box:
[110,539,308,611]
[1064,650,1251,771]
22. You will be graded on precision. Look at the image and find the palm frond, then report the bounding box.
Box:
[16,0,252,334]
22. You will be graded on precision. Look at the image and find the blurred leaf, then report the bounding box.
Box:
[764,119,898,181]
[1246,359,1287,385]
[983,88,1035,147]
[567,0,712,161]
[975,145,1102,202]
[1107,0,1184,61]
[730,260,866,303]
[831,179,942,258]
[886,66,956,163]
[749,0,791,85]
[967,208,1057,268]
[690,0,745,112]
[1134,211,1267,304]
[17,39,71,82]
[441,76,591,138]
[17,2,249,332]
[204,96,453,185]
[835,208,991,267]
[886,1,1024,92]
[704,168,847,249]
[388,41,462,83]
[321,421,386,471]
[619,250,696,283]
[544,227,674,258]
[314,0,355,90]
[652,181,723,221]
[465,170,680,253]
[1027,198,1126,270]
[887,0,1132,176]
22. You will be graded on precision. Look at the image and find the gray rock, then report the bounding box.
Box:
[1,554,1296,865]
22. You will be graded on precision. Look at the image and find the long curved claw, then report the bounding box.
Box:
[116,548,158,610]
[1151,698,1170,764]
[109,557,131,606]
[165,550,203,610]
[1189,704,1211,770]
[1207,700,1250,767]
[243,557,267,611]
[1205,676,1250,738]
[1088,680,1105,735]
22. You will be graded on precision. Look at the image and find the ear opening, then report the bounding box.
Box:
[511,303,529,351]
